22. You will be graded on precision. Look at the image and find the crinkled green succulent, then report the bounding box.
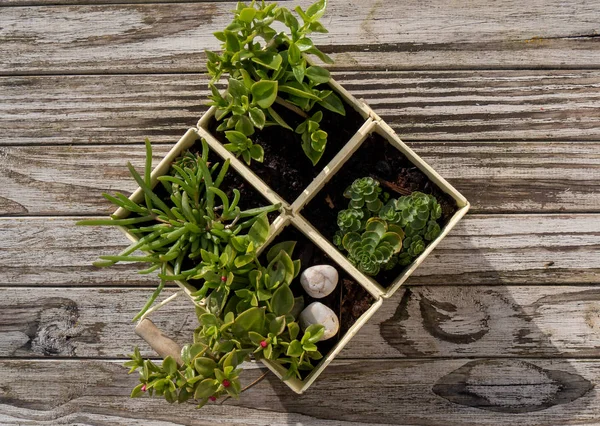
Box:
[336,207,364,233]
[343,177,383,212]
[341,218,404,276]
[335,178,444,275]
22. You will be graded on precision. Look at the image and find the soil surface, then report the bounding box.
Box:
[207,85,366,203]
[264,225,375,364]
[301,132,459,288]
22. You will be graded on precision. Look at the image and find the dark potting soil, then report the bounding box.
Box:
[263,224,375,376]
[207,86,367,203]
[301,132,459,288]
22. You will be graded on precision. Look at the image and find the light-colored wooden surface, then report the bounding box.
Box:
[1,1,600,425]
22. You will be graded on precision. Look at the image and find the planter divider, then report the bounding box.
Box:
[196,125,290,210]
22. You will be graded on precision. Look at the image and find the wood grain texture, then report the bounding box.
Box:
[3,71,600,145]
[0,287,197,358]
[0,215,598,287]
[0,358,597,425]
[5,286,600,359]
[2,141,598,215]
[2,1,600,74]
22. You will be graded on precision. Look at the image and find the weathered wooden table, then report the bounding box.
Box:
[1,0,600,424]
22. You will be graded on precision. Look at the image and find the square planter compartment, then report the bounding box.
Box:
[112,128,287,300]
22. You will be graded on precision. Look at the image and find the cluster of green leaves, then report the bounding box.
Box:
[126,241,325,408]
[206,0,346,166]
[334,177,443,275]
[77,138,280,320]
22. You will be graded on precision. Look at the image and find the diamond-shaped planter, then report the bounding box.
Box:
[117,73,469,395]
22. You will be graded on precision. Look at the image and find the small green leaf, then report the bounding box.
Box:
[305,324,325,343]
[266,241,297,263]
[232,307,266,338]
[248,213,269,247]
[194,357,217,378]
[279,83,321,100]
[249,108,266,129]
[267,107,293,130]
[228,77,248,98]
[288,43,302,65]
[286,340,303,357]
[295,38,314,52]
[318,91,345,116]
[239,7,257,23]
[288,321,300,340]
[306,0,327,19]
[194,378,219,399]
[271,283,294,316]
[306,66,330,84]
[162,356,177,376]
[270,315,286,335]
[251,80,278,109]
[249,144,264,162]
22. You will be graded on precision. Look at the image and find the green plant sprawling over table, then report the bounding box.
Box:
[206,0,346,166]
[77,138,280,320]
[125,241,325,407]
[334,177,443,276]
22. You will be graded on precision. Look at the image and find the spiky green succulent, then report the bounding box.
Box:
[341,218,404,276]
[343,177,383,212]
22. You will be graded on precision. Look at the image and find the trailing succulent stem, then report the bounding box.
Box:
[334,177,443,275]
[77,138,280,320]
[125,242,324,407]
[206,0,345,165]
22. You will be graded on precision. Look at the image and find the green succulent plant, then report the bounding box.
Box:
[126,240,325,408]
[336,207,365,233]
[341,218,404,276]
[206,0,345,165]
[343,177,383,212]
[77,138,280,320]
[335,177,444,275]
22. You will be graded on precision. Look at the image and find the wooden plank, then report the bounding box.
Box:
[0,215,598,287]
[0,358,598,424]
[5,285,600,359]
[2,1,600,74]
[2,71,600,146]
[0,287,198,359]
[2,141,598,215]
[2,0,238,5]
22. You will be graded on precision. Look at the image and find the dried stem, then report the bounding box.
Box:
[275,96,309,118]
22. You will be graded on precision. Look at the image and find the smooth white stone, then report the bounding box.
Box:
[299,302,340,341]
[300,265,338,299]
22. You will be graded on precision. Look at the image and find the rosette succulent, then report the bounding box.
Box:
[343,177,383,212]
[336,208,364,233]
[335,177,444,275]
[341,218,404,276]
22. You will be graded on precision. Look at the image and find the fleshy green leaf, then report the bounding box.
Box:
[271,283,294,316]
[306,66,331,84]
[318,91,345,115]
[251,80,278,109]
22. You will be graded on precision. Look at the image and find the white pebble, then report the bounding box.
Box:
[299,302,340,341]
[300,265,338,299]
